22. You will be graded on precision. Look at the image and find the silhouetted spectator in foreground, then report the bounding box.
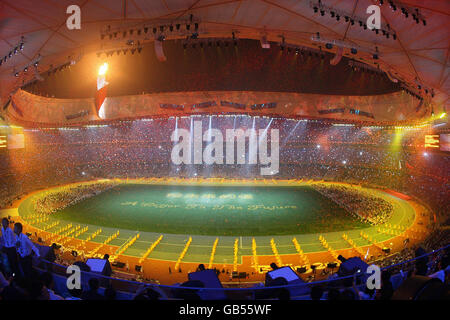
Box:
[29,279,48,300]
[44,243,58,263]
[73,260,90,272]
[270,263,279,270]
[102,254,112,277]
[310,286,324,300]
[258,277,288,300]
[327,288,340,301]
[429,254,449,283]
[360,286,376,300]
[340,288,356,300]
[196,264,206,272]
[376,270,393,300]
[66,286,83,300]
[415,261,429,276]
[277,288,290,300]
[81,278,104,300]
[104,286,116,300]
[41,272,63,300]
[134,287,162,300]
[415,247,429,266]
[172,280,203,300]
[0,277,27,300]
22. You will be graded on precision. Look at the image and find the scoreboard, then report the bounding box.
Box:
[0,125,25,151]
[424,134,450,152]
[0,125,7,150]
[0,134,6,149]
[424,134,440,149]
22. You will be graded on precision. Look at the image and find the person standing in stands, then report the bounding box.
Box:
[1,218,18,276]
[102,254,112,277]
[196,264,206,272]
[14,223,40,279]
[376,270,394,300]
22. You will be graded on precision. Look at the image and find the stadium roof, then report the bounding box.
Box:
[0,0,449,113]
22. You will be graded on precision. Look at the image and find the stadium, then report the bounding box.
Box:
[0,0,448,305]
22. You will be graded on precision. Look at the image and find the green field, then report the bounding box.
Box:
[50,184,368,236]
[19,181,417,263]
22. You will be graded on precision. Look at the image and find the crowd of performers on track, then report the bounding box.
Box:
[312,184,394,225]
[32,183,117,215]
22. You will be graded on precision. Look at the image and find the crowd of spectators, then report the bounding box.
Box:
[0,242,447,300]
[0,116,447,216]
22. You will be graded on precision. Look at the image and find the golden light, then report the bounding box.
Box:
[98,62,108,76]
[425,135,440,148]
[439,112,447,119]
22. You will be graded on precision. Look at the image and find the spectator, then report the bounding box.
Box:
[277,288,290,300]
[0,277,28,300]
[29,279,48,300]
[81,278,104,300]
[1,218,18,276]
[43,243,58,263]
[327,288,340,301]
[66,286,83,300]
[415,262,429,276]
[340,288,356,300]
[104,285,116,300]
[310,286,324,300]
[133,285,161,300]
[0,271,8,290]
[376,271,393,300]
[429,254,449,283]
[196,264,206,272]
[14,223,40,279]
[41,272,63,300]
[359,286,376,300]
[73,260,91,272]
[102,254,112,277]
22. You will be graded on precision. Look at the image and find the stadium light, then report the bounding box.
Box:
[98,63,108,76]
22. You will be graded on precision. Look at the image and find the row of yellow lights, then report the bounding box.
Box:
[6,112,444,132]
